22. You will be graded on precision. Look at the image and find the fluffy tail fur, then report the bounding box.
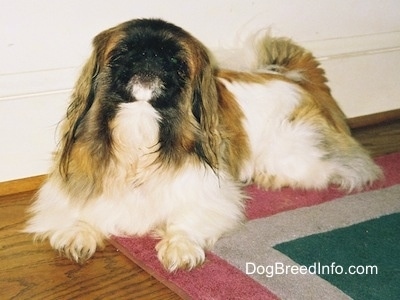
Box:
[254,36,354,132]
[255,36,321,80]
[254,35,383,190]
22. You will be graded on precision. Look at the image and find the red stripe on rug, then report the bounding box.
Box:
[246,152,400,220]
[111,236,277,300]
[111,152,400,299]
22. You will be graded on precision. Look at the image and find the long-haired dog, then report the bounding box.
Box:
[25,18,382,271]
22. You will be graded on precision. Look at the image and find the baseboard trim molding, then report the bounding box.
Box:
[347,108,400,129]
[0,175,46,197]
[1,108,399,197]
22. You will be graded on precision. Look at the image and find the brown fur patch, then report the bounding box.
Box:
[216,78,250,180]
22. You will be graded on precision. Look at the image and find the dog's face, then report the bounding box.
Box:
[105,20,191,108]
[58,19,221,196]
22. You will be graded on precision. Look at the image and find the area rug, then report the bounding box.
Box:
[111,152,400,299]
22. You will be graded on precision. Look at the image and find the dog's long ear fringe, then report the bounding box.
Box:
[192,56,221,170]
[58,28,118,179]
[58,56,99,179]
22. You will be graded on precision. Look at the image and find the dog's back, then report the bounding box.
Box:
[219,35,383,191]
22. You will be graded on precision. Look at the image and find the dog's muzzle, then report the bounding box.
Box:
[128,74,164,102]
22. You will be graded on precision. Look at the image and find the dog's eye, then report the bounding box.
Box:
[170,57,179,64]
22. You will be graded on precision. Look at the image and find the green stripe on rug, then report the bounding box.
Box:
[274,213,400,300]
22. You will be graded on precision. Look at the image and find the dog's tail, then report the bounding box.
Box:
[255,36,384,190]
[255,36,350,130]
[255,36,330,89]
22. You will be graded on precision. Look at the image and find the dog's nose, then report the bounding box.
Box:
[135,59,165,79]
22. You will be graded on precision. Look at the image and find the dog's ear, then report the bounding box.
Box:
[58,26,122,178]
[191,48,221,169]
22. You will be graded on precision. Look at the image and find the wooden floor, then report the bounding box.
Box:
[1,118,400,300]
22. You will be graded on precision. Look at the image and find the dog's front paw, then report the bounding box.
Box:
[156,236,205,271]
[48,221,104,263]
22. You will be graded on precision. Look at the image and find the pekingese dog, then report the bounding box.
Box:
[25,18,382,271]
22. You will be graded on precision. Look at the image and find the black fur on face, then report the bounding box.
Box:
[105,22,190,109]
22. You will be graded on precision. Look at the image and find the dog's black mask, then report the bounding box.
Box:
[105,26,190,110]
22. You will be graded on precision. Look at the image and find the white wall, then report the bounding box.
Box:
[1,0,400,181]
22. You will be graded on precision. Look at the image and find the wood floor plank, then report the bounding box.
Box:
[352,119,400,157]
[0,175,46,197]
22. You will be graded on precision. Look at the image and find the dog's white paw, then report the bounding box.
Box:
[48,221,104,263]
[156,236,205,271]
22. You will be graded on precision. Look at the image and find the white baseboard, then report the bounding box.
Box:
[302,31,400,60]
